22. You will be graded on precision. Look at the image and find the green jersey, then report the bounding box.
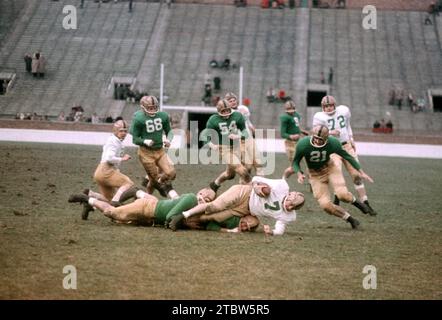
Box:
[130,111,172,149]
[202,112,248,146]
[292,136,361,172]
[206,216,241,231]
[280,112,302,139]
[154,194,198,224]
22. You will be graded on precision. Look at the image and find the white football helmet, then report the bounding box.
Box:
[216,99,232,118]
[140,95,159,116]
[321,95,336,115]
[310,125,329,148]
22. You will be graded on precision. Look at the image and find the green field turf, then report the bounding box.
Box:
[0,142,441,299]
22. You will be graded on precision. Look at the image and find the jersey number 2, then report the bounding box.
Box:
[327,116,345,130]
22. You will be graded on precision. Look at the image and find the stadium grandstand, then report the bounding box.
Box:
[0,0,442,139]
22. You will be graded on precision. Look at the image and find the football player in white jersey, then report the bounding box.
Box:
[168,176,305,236]
[71,120,134,220]
[312,95,377,215]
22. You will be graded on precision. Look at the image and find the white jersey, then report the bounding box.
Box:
[312,105,353,144]
[249,176,296,236]
[236,105,254,136]
[100,134,125,168]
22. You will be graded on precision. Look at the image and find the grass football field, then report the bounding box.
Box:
[0,142,441,299]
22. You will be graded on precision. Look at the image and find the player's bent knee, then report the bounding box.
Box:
[353,175,362,185]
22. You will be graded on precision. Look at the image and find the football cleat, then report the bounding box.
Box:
[352,199,371,215]
[364,200,378,216]
[333,194,340,206]
[119,185,139,203]
[168,213,185,231]
[141,176,149,188]
[68,193,89,204]
[209,181,220,193]
[81,203,94,220]
[347,216,360,229]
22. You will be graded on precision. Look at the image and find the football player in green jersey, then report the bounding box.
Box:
[279,100,308,163]
[130,95,178,199]
[201,99,251,192]
[283,125,374,229]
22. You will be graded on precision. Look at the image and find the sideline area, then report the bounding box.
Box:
[1,128,442,159]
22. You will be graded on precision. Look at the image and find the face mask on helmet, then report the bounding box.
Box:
[310,125,329,148]
[321,95,336,115]
[217,99,232,118]
[140,96,159,116]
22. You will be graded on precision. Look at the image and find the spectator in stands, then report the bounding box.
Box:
[289,0,296,9]
[213,76,221,91]
[24,54,32,73]
[407,92,415,110]
[222,58,231,70]
[395,87,403,110]
[320,72,325,84]
[204,71,211,86]
[267,88,277,103]
[129,0,133,13]
[210,59,219,68]
[0,80,5,95]
[417,97,426,112]
[234,0,247,7]
[388,86,396,105]
[212,95,221,106]
[278,89,291,102]
[385,120,393,133]
[57,111,66,122]
[202,83,212,106]
[243,97,251,107]
[337,0,346,9]
[36,52,46,78]
[328,67,334,84]
[166,0,172,9]
[373,120,381,129]
[424,14,433,25]
[105,115,114,123]
[91,113,100,124]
